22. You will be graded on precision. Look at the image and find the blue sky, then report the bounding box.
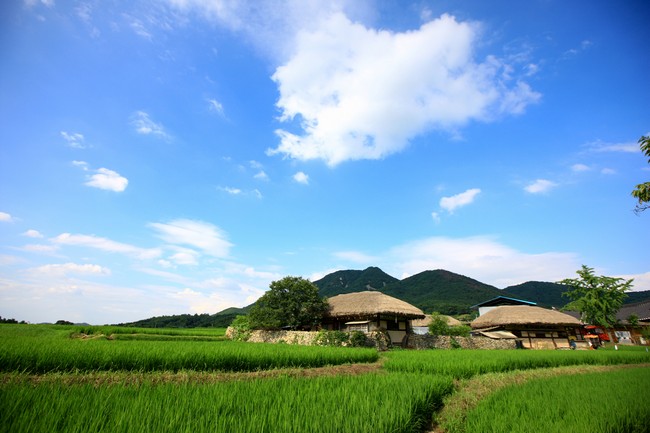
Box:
[1,0,649,324]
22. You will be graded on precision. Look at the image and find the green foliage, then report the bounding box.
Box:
[117,309,248,328]
[313,267,399,297]
[248,276,328,330]
[314,330,349,346]
[627,313,640,326]
[558,265,633,328]
[384,348,650,379]
[229,315,252,342]
[631,135,650,214]
[459,368,650,433]
[348,331,369,347]
[428,312,471,337]
[0,373,453,433]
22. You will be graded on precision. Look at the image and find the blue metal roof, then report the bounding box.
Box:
[471,296,537,309]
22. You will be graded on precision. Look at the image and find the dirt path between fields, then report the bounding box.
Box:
[1,361,385,387]
[428,363,650,433]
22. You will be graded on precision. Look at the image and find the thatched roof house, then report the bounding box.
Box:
[471,305,581,329]
[322,291,424,346]
[471,305,582,349]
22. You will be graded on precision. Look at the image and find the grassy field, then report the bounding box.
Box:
[1,324,648,433]
[458,367,650,433]
[0,324,378,373]
[384,346,650,379]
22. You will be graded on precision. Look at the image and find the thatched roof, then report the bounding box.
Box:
[471,305,581,329]
[411,314,462,327]
[326,291,425,319]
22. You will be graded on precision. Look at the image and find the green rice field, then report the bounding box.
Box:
[1,324,648,433]
[458,367,650,433]
[384,346,650,379]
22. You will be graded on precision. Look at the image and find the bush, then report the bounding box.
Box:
[348,331,369,347]
[315,330,349,347]
[229,315,252,342]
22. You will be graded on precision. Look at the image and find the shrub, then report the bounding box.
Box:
[315,330,349,347]
[348,331,369,347]
[229,315,252,342]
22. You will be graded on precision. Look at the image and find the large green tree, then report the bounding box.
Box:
[248,276,329,330]
[631,135,650,213]
[558,265,633,329]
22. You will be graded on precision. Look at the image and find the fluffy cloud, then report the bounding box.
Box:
[52,233,162,260]
[85,168,129,192]
[386,236,580,288]
[149,219,233,258]
[268,13,540,165]
[30,262,111,277]
[23,229,44,238]
[524,179,557,194]
[0,212,13,222]
[439,188,481,213]
[293,171,309,184]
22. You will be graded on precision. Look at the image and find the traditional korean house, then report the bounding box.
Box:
[470,305,582,349]
[322,291,425,346]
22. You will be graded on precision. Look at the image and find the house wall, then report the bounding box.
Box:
[406,335,516,350]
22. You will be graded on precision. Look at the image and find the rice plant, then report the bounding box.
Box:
[0,325,378,373]
[457,367,650,433]
[383,348,650,379]
[0,373,454,433]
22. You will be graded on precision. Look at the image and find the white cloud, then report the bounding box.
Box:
[601,168,616,175]
[431,212,441,224]
[60,131,86,149]
[254,170,269,181]
[524,179,557,194]
[131,111,170,140]
[72,160,89,170]
[0,212,13,222]
[439,188,481,213]
[167,246,200,266]
[293,171,309,184]
[149,219,233,258]
[24,0,54,8]
[571,163,590,172]
[30,262,111,277]
[267,13,540,166]
[218,186,242,195]
[207,98,225,116]
[333,250,377,265]
[52,233,162,260]
[587,140,639,153]
[22,244,59,254]
[23,229,44,238]
[386,236,580,289]
[85,167,129,192]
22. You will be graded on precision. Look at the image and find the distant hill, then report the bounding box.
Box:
[504,281,650,308]
[116,268,650,327]
[383,269,504,315]
[314,267,504,315]
[502,281,569,308]
[314,266,399,297]
[117,305,251,328]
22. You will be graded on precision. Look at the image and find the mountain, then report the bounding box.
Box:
[383,269,504,315]
[314,267,504,315]
[313,266,399,297]
[504,281,650,308]
[502,281,569,308]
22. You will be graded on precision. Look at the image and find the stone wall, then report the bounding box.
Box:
[405,334,517,350]
[239,329,321,345]
[226,327,517,350]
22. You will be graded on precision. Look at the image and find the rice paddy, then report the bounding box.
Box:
[1,324,648,433]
